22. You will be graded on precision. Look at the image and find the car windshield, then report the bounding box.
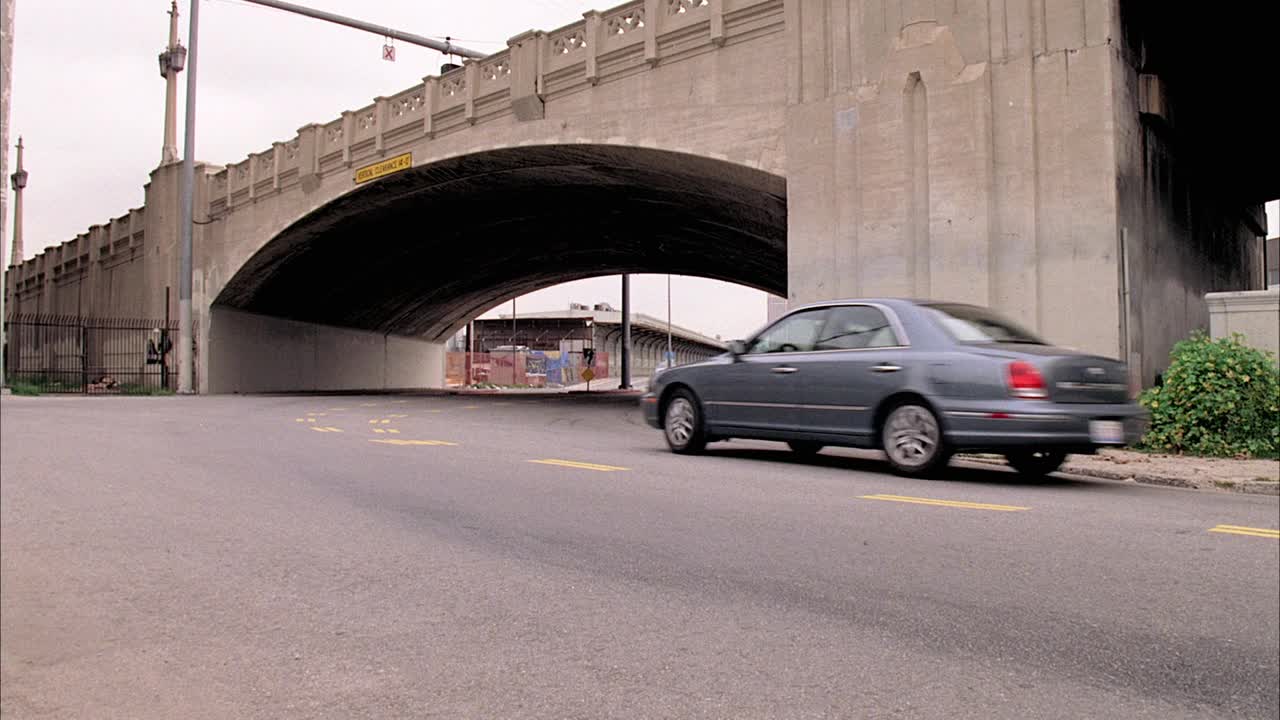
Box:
[922,303,1046,345]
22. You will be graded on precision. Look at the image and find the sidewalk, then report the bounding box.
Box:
[960,449,1280,495]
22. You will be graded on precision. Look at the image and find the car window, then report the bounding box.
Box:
[922,303,1045,344]
[747,308,828,354]
[815,305,901,350]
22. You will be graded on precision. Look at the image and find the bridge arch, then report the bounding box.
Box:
[204,144,785,392]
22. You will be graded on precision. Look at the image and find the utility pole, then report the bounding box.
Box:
[176,0,199,393]
[666,274,673,366]
[173,0,486,394]
[620,274,631,389]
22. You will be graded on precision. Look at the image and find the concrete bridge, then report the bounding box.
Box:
[5,0,1273,393]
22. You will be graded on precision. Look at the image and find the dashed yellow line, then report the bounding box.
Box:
[310,426,344,433]
[461,405,479,410]
[1209,525,1280,540]
[369,439,457,446]
[859,493,1029,512]
[528,459,629,473]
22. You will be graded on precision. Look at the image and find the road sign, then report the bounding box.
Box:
[354,152,412,184]
[580,368,595,382]
[382,44,396,62]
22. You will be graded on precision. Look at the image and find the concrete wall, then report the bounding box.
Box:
[206,307,444,394]
[785,0,1126,362]
[1206,289,1280,364]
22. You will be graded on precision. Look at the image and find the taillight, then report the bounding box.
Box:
[1007,360,1048,399]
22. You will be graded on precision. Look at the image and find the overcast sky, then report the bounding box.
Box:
[4,0,773,340]
[3,1,1276,341]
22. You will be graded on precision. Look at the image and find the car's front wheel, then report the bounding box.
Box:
[663,389,707,455]
[881,402,950,476]
[1005,450,1067,477]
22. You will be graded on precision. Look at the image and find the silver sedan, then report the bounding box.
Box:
[642,299,1146,477]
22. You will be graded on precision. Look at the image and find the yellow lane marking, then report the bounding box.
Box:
[369,439,457,446]
[461,405,479,410]
[328,407,347,411]
[859,494,1029,512]
[528,459,629,473]
[1209,525,1280,539]
[388,414,409,418]
[372,428,386,434]
[307,412,326,417]
[310,426,344,433]
[360,403,378,407]
[387,428,400,434]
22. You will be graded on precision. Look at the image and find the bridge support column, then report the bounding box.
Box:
[785,0,1127,362]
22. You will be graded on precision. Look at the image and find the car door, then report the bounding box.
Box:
[793,304,913,441]
[702,307,830,433]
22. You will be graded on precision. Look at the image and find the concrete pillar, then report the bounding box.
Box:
[785,0,1124,360]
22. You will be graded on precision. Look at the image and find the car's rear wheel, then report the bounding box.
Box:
[787,441,823,457]
[663,389,707,455]
[1005,450,1067,477]
[881,402,950,476]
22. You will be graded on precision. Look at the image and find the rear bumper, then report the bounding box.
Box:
[939,400,1147,452]
[641,393,661,428]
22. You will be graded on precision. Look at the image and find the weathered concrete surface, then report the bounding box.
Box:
[1206,288,1280,363]
[207,307,444,394]
[4,0,1272,394]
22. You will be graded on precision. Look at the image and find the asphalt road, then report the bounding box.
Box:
[2,392,1277,719]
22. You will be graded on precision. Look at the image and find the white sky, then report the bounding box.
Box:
[4,1,1276,340]
[5,0,772,341]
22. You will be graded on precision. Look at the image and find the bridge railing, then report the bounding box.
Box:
[205,0,784,218]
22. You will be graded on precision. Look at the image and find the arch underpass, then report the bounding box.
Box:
[206,145,785,392]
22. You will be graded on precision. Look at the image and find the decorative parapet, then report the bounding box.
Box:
[199,0,773,216]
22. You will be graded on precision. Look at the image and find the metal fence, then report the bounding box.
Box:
[3,314,177,394]
[445,350,611,388]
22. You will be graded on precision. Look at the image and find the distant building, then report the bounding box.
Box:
[451,303,726,386]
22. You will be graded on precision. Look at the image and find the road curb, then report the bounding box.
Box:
[957,454,1280,495]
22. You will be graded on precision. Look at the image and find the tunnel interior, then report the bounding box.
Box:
[214,145,787,341]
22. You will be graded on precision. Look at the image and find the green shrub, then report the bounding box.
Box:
[1139,332,1280,458]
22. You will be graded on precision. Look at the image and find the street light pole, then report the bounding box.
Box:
[239,0,485,58]
[620,274,631,389]
[666,274,673,366]
[171,0,485,394]
[176,0,199,394]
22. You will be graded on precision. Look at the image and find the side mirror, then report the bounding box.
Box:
[727,340,748,357]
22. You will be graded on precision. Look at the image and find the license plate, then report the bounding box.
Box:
[1089,420,1126,445]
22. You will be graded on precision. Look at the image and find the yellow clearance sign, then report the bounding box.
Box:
[354,152,412,184]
